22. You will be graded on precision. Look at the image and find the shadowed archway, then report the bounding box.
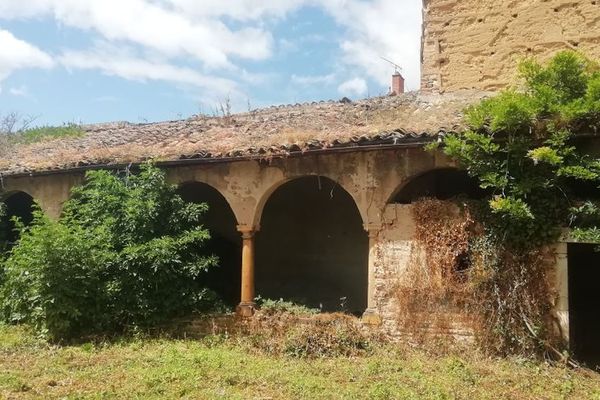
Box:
[0,191,35,251]
[256,176,368,314]
[391,168,485,204]
[178,182,241,307]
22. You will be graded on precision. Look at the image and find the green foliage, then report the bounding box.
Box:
[433,51,600,356]
[439,51,600,248]
[0,164,219,340]
[0,210,113,339]
[283,318,372,358]
[256,297,320,316]
[12,123,84,144]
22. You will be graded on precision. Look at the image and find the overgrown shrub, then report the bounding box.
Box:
[242,308,377,358]
[0,164,219,340]
[256,297,320,316]
[283,317,372,358]
[427,51,600,356]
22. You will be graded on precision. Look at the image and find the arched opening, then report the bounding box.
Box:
[0,191,35,251]
[256,176,368,314]
[391,168,485,204]
[177,182,241,308]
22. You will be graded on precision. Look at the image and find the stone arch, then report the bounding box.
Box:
[177,181,242,307]
[255,175,368,313]
[0,191,36,250]
[252,173,367,229]
[388,167,484,204]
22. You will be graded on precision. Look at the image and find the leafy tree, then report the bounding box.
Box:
[0,164,219,340]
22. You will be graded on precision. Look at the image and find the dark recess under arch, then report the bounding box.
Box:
[392,168,485,204]
[0,191,35,250]
[256,176,368,314]
[178,182,241,307]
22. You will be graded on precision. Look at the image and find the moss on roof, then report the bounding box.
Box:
[0,91,488,176]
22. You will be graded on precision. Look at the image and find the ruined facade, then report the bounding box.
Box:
[2,0,600,355]
[421,0,600,92]
[1,145,474,334]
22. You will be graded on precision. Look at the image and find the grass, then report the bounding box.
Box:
[10,124,84,144]
[1,324,600,400]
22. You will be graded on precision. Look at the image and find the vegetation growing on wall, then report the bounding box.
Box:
[0,164,219,341]
[423,51,600,356]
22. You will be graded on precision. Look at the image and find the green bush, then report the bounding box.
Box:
[436,51,600,247]
[0,164,219,340]
[256,297,320,316]
[432,51,600,355]
[283,318,373,358]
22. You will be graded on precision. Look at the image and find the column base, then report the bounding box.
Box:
[236,302,256,317]
[362,308,382,325]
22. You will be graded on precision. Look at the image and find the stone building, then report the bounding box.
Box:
[1,0,599,360]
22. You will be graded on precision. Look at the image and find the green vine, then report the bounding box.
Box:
[428,51,600,356]
[431,51,600,248]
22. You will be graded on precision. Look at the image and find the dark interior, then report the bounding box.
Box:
[178,182,241,307]
[392,168,485,204]
[256,176,368,314]
[0,191,35,250]
[568,243,600,368]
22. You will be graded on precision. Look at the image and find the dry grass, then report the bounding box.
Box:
[0,91,486,175]
[1,321,600,399]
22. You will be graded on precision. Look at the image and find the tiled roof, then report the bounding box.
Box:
[0,90,487,176]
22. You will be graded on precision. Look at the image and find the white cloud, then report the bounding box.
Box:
[9,85,30,97]
[0,29,54,82]
[337,77,367,96]
[321,0,422,91]
[59,45,239,97]
[163,0,305,21]
[291,73,336,86]
[0,0,273,69]
[0,0,423,102]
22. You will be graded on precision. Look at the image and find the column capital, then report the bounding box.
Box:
[363,223,382,237]
[237,224,259,238]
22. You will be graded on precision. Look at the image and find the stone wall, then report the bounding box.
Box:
[0,148,567,344]
[421,0,600,92]
[374,203,476,341]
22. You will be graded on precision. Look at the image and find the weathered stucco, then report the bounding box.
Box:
[1,173,83,219]
[0,148,451,328]
[0,147,570,342]
[421,0,600,92]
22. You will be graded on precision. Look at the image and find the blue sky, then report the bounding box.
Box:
[0,1,422,126]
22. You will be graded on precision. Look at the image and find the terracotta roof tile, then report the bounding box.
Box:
[0,90,487,176]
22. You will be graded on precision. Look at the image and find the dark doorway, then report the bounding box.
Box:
[178,183,241,307]
[0,191,35,251]
[392,168,485,204]
[568,243,600,368]
[256,176,368,314]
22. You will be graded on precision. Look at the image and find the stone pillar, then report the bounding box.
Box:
[362,223,382,325]
[236,225,256,317]
[553,241,569,345]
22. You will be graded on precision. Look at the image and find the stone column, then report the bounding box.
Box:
[362,223,382,325]
[236,225,256,317]
[553,241,569,345]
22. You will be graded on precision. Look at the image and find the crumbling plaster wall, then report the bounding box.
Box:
[421,0,600,92]
[1,148,450,228]
[0,149,571,342]
[165,148,452,231]
[1,173,83,219]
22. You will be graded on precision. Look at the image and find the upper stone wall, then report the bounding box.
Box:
[421,0,600,92]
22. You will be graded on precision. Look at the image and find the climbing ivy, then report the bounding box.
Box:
[425,51,600,356]
[431,51,600,248]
